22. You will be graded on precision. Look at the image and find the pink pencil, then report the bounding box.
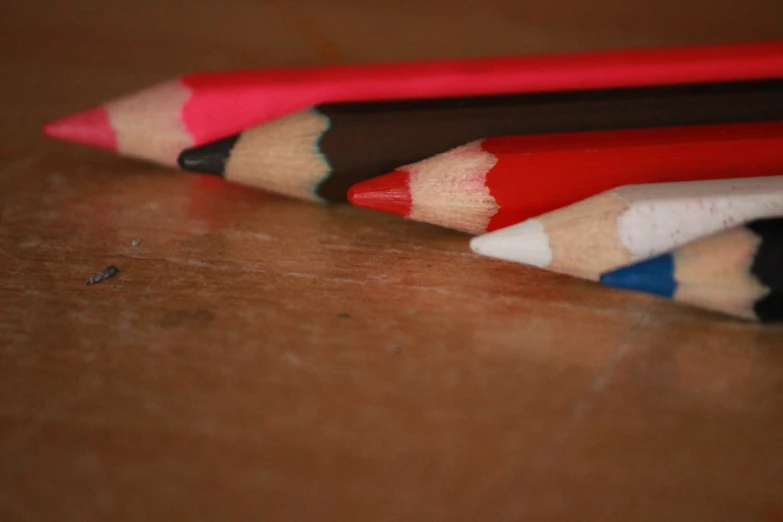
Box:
[45,40,783,166]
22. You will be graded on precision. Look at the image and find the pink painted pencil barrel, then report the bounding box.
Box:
[44,40,783,166]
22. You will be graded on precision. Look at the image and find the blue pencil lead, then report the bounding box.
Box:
[600,254,678,298]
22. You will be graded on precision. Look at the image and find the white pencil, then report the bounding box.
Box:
[470,176,783,281]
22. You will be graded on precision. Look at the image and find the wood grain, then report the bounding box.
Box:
[2,1,783,520]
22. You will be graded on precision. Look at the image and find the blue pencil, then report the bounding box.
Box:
[600,217,783,321]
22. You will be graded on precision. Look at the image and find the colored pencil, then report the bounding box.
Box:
[348,119,783,233]
[599,217,783,322]
[469,176,783,281]
[178,80,783,203]
[43,40,783,166]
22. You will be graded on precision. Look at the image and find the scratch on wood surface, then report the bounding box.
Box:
[481,305,654,519]
[120,255,646,318]
[538,305,653,457]
[224,230,274,242]
[143,272,161,294]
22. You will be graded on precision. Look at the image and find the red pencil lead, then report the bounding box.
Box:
[43,106,116,151]
[348,170,412,217]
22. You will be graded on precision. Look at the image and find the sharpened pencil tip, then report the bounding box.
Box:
[43,106,116,151]
[347,170,413,217]
[470,219,553,267]
[177,135,240,175]
[599,253,678,298]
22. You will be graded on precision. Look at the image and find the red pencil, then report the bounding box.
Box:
[44,40,783,166]
[348,121,783,235]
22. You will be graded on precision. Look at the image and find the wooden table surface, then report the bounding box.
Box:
[3,1,783,520]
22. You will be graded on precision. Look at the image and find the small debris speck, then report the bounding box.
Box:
[131,239,141,247]
[388,346,403,356]
[337,312,350,319]
[86,265,119,285]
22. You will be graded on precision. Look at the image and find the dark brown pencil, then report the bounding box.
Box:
[178,79,783,203]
